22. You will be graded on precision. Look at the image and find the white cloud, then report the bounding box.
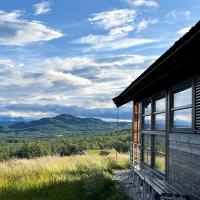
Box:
[0,10,63,45]
[45,71,92,87]
[74,34,158,52]
[125,0,159,8]
[109,25,134,35]
[177,27,191,35]
[75,9,159,52]
[166,10,191,22]
[34,2,51,15]
[136,19,158,32]
[88,9,136,30]
[0,54,158,117]
[42,56,95,71]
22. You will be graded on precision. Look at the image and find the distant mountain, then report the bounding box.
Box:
[0,124,6,130]
[0,116,27,127]
[9,114,131,136]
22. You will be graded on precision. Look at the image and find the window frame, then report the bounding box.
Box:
[170,82,194,133]
[141,92,167,175]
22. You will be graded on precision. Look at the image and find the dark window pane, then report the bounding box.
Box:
[144,149,148,163]
[174,87,192,108]
[143,134,151,165]
[143,134,151,148]
[154,136,165,173]
[144,101,151,115]
[154,136,165,153]
[173,108,192,128]
[155,97,165,112]
[144,150,151,165]
[155,113,165,130]
[144,116,151,129]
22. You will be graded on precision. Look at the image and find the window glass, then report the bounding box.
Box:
[174,87,192,108]
[154,136,165,173]
[144,101,151,115]
[144,116,151,130]
[143,134,151,165]
[144,150,151,165]
[173,108,192,128]
[155,113,165,130]
[154,136,165,153]
[155,97,165,112]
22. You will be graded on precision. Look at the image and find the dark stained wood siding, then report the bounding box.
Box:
[195,78,200,134]
[168,133,200,199]
[166,78,200,199]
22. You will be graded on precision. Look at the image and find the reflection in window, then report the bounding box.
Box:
[173,108,192,128]
[144,101,151,115]
[155,98,165,112]
[154,97,166,130]
[154,136,165,173]
[143,100,152,130]
[155,113,165,130]
[144,116,151,130]
[174,88,192,107]
[143,134,151,165]
[172,87,192,129]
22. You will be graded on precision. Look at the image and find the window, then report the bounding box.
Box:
[142,134,151,166]
[153,136,166,173]
[143,100,152,130]
[154,97,166,130]
[172,87,192,129]
[142,94,166,175]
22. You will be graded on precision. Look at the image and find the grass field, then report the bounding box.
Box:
[0,152,129,200]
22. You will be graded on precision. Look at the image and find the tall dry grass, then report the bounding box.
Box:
[0,153,129,200]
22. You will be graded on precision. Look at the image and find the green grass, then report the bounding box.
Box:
[0,153,130,200]
[85,149,115,155]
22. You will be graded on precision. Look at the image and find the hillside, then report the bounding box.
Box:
[9,114,131,136]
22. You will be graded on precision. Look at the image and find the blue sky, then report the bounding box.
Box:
[0,0,199,120]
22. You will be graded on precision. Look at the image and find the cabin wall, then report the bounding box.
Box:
[137,76,200,199]
[167,77,200,199]
[168,133,200,199]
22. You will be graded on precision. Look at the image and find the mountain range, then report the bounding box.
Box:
[0,114,132,138]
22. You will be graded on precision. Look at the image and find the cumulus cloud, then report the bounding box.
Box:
[88,9,136,30]
[0,54,158,119]
[45,71,92,87]
[34,2,51,15]
[74,9,159,52]
[125,0,159,8]
[177,27,191,35]
[0,10,63,45]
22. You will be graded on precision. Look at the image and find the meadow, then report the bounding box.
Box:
[0,152,129,200]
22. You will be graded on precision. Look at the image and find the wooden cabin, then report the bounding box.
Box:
[113,21,200,200]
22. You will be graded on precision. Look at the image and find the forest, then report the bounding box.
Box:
[0,129,131,161]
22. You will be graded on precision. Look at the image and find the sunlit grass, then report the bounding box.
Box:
[155,155,165,173]
[0,153,129,200]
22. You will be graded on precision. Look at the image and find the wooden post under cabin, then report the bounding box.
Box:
[132,102,140,168]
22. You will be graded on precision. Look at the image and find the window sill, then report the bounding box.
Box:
[142,130,166,135]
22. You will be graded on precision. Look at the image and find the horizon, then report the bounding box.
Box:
[0,113,132,123]
[0,0,199,120]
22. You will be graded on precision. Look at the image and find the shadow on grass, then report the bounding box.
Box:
[0,172,128,200]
